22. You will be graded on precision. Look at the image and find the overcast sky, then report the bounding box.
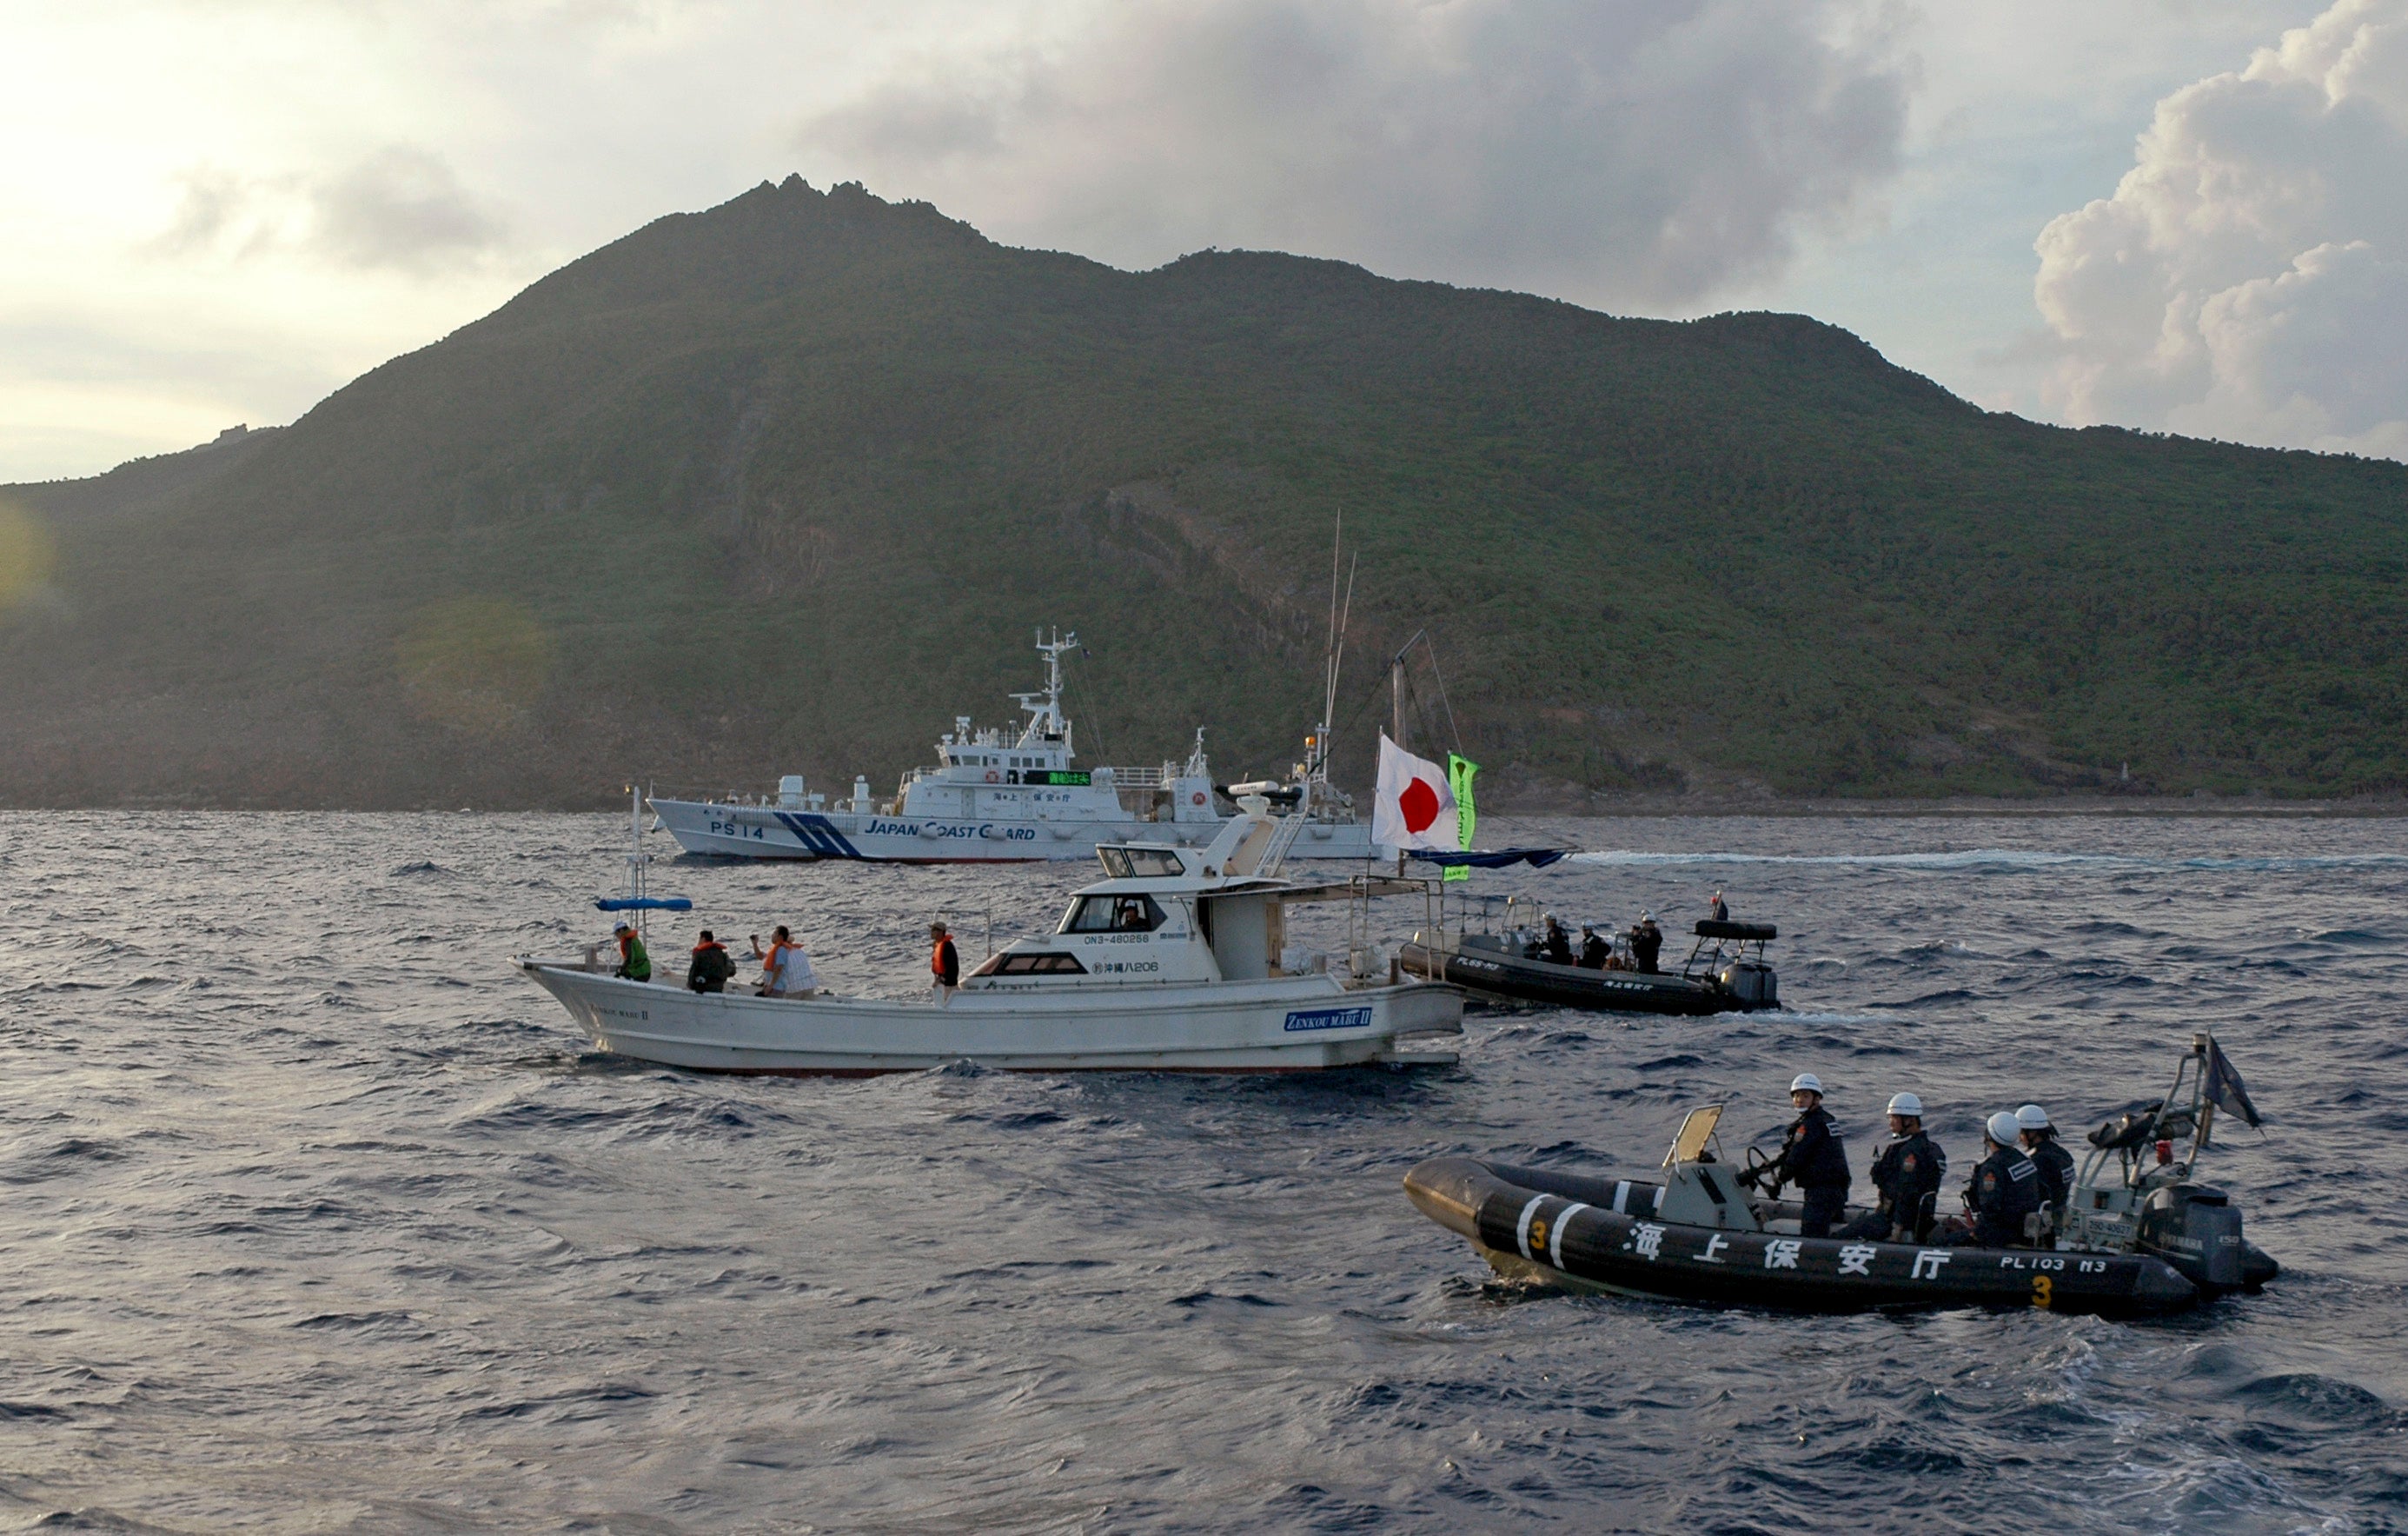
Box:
[4,0,2399,483]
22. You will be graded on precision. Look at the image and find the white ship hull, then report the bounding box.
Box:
[649,796,1384,863]
[514,960,1460,1074]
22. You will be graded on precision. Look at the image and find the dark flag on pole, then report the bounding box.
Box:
[2204,1037,2262,1129]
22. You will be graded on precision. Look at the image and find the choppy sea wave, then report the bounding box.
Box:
[0,809,2401,1531]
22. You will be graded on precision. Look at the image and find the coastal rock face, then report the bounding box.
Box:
[3,176,2405,808]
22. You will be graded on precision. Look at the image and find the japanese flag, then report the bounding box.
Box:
[1373,734,1461,852]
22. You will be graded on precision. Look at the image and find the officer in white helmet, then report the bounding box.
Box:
[1937,1111,2041,1247]
[1839,1091,1947,1243]
[1743,1073,1852,1238]
[2017,1103,2074,1220]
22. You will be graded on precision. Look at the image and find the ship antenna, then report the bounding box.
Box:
[1317,550,1357,780]
[1324,511,1342,704]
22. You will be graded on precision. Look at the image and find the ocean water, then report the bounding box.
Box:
[1,811,2403,1533]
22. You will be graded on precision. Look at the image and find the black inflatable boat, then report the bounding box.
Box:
[1405,1037,2277,1316]
[1400,919,1777,1015]
[1404,1155,2262,1315]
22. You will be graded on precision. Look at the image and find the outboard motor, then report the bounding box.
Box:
[1719,961,1777,1008]
[2137,1184,2245,1290]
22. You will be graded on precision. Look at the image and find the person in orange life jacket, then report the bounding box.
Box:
[748,925,818,997]
[931,922,959,1007]
[612,921,651,982]
[687,929,735,994]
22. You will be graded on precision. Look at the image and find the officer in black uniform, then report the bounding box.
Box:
[1576,925,1609,968]
[1939,1112,2041,1247]
[1542,917,1574,966]
[1839,1091,1947,1241]
[1630,913,1664,974]
[1745,1073,1851,1238]
[2017,1103,2075,1227]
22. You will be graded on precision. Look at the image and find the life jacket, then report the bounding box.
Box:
[932,936,959,982]
[616,932,650,980]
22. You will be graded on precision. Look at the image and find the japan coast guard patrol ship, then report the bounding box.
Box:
[648,629,1384,865]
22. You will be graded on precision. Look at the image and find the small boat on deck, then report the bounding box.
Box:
[1405,1034,2276,1315]
[514,799,1462,1074]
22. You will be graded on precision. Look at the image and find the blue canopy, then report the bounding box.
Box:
[1408,848,1569,869]
[594,895,693,912]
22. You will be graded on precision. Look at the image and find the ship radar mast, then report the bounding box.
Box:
[1011,628,1080,751]
[1310,516,1358,795]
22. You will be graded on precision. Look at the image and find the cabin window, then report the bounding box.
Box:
[968,951,1088,977]
[1060,894,1167,934]
[1121,849,1185,877]
[1097,848,1133,879]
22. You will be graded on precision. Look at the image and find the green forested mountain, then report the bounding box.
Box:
[3,176,2405,808]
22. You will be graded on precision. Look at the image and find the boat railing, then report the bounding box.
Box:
[646,783,785,807]
[1679,921,1776,977]
[1256,813,1309,877]
[1102,765,1173,788]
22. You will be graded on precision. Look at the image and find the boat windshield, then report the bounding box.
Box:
[1061,894,1167,934]
[1098,847,1185,879]
[1663,1105,1724,1167]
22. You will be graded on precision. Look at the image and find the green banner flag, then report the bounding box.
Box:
[1445,753,1479,883]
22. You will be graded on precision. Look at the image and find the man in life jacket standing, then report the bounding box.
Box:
[612,921,651,982]
[1745,1072,1851,1238]
[931,922,960,1007]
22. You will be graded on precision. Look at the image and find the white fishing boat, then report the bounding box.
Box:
[514,800,1460,1074]
[647,628,1381,863]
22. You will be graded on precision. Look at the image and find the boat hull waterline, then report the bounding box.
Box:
[1404,1157,2210,1315]
[517,961,1463,1074]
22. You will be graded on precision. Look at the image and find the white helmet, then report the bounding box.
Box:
[1790,1073,1823,1095]
[1886,1092,1923,1117]
[2016,1103,2052,1131]
[1986,1111,2022,1147]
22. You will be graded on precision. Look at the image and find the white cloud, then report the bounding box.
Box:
[798,0,1916,312]
[2033,0,2408,455]
[152,149,508,273]
[3,0,2380,483]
